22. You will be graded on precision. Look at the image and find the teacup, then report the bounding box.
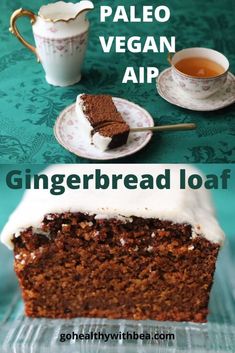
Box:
[168,48,229,99]
[9,1,94,87]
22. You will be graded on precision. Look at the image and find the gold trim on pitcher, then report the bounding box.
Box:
[38,7,93,23]
[38,1,94,23]
[9,8,40,62]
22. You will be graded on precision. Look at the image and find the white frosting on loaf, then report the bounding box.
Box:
[92,132,112,151]
[0,164,225,249]
[75,93,93,137]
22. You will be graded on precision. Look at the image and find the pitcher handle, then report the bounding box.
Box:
[9,8,39,62]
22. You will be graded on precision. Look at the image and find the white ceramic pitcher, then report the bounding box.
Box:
[10,1,94,87]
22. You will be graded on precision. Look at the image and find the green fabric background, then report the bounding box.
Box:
[0,0,235,163]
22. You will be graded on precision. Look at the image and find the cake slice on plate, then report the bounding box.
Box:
[76,94,130,151]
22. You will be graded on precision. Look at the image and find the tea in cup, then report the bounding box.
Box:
[168,48,229,99]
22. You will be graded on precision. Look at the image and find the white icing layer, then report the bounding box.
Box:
[0,164,225,249]
[75,93,93,137]
[92,132,112,151]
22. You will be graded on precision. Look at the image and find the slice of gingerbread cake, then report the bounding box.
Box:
[1,165,225,322]
[76,94,130,151]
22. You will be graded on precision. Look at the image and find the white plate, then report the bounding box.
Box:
[157,68,235,111]
[54,97,154,160]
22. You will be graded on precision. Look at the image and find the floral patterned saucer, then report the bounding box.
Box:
[157,68,235,111]
[54,97,154,160]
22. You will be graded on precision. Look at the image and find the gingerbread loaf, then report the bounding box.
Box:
[1,165,224,322]
[76,94,130,151]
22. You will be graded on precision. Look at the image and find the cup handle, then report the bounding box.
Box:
[9,8,40,62]
[167,53,173,65]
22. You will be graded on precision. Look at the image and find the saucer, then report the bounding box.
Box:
[157,68,235,111]
[54,97,154,160]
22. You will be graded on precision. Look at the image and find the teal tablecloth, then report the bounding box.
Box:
[0,0,235,163]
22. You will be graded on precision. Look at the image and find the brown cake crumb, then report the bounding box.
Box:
[13,213,220,322]
[95,122,130,149]
[81,94,124,127]
[80,94,130,149]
